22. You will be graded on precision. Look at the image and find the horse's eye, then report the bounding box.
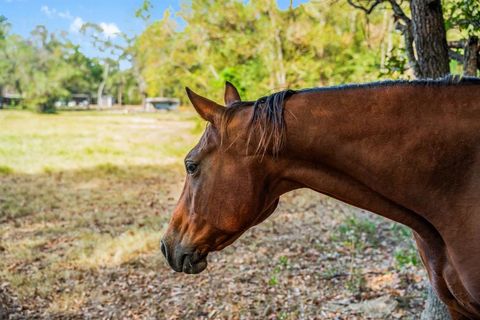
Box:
[186,162,198,175]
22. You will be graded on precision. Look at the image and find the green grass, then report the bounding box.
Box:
[333,215,379,250]
[0,165,13,174]
[0,109,201,311]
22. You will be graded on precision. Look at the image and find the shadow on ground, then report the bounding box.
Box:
[0,163,426,319]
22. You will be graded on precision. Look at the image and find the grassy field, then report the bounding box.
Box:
[0,110,426,319]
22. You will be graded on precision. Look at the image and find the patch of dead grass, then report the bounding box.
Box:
[74,228,164,269]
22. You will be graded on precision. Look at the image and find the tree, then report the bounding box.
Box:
[0,27,70,112]
[63,44,103,98]
[20,26,77,112]
[410,0,450,78]
[0,23,107,112]
[348,0,479,78]
[80,23,143,106]
[135,0,392,103]
[445,0,480,76]
[0,15,11,107]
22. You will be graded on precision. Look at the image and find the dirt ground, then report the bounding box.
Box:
[0,111,427,319]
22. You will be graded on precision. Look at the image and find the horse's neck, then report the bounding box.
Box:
[281,84,479,226]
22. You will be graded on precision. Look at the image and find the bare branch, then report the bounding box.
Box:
[347,0,384,14]
[448,40,466,49]
[448,49,463,63]
[388,2,419,77]
[387,0,411,24]
[402,22,421,77]
[348,0,421,76]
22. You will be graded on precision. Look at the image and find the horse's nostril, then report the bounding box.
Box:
[160,240,167,259]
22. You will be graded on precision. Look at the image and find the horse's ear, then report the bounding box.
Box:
[185,87,224,123]
[224,81,241,105]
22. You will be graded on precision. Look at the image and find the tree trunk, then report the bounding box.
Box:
[0,85,3,109]
[97,62,110,108]
[267,3,286,88]
[421,285,451,320]
[410,0,450,78]
[117,80,124,106]
[131,57,147,108]
[463,36,479,77]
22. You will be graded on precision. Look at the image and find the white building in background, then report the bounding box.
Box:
[98,95,114,108]
[144,97,180,111]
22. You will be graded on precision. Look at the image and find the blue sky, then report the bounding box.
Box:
[2,0,307,60]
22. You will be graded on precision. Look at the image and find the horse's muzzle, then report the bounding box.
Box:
[160,238,208,274]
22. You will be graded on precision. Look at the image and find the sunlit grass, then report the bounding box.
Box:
[0,110,199,174]
[74,228,164,269]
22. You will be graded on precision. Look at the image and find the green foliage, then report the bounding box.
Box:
[444,0,480,37]
[389,223,412,241]
[268,256,289,286]
[0,15,10,40]
[135,0,153,21]
[346,268,366,295]
[63,45,103,95]
[380,48,409,78]
[278,256,289,267]
[335,216,378,250]
[268,274,279,286]
[394,247,420,269]
[0,165,13,175]
[134,0,392,103]
[0,26,106,112]
[0,19,142,112]
[388,224,419,269]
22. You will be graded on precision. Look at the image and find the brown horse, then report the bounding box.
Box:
[161,78,480,319]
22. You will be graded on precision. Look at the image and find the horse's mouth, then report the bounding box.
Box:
[161,237,209,274]
[182,254,208,274]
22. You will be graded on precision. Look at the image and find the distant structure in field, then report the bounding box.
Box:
[144,97,180,111]
[55,94,92,109]
[0,93,22,108]
[97,95,114,108]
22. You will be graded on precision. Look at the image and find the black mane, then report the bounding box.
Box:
[298,75,480,94]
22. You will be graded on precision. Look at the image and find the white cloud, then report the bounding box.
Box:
[40,4,120,39]
[41,5,54,17]
[99,22,120,38]
[41,5,73,20]
[70,17,85,33]
[58,10,73,20]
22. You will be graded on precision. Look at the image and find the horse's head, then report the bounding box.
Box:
[161,83,288,274]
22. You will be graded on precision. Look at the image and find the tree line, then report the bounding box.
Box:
[0,0,478,115]
[0,17,140,112]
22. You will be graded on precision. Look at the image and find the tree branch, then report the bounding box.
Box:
[394,20,421,77]
[347,0,384,14]
[348,0,421,76]
[448,40,465,49]
[448,49,463,63]
[387,0,411,24]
